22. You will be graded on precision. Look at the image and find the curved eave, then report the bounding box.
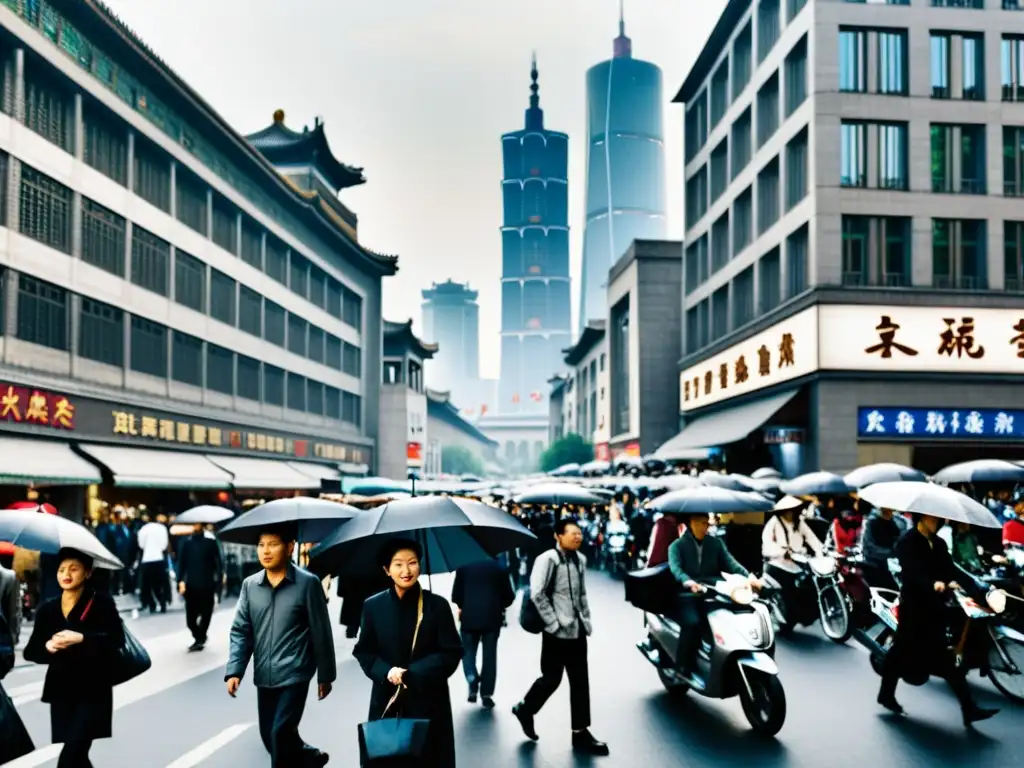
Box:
[251,126,366,191]
[427,399,499,448]
[383,321,436,359]
[563,326,606,367]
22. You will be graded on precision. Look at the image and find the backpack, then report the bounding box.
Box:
[518,553,580,635]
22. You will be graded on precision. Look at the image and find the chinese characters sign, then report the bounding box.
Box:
[858,407,1024,439]
[0,383,75,429]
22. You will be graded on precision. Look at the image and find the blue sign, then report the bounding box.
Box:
[858,407,1024,439]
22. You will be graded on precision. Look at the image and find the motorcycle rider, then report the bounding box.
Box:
[762,496,823,605]
[667,514,761,676]
[877,513,999,726]
[860,507,910,589]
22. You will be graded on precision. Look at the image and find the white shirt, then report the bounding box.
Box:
[137,522,169,564]
[762,515,823,559]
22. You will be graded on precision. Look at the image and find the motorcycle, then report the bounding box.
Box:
[833,548,874,628]
[762,552,852,643]
[626,564,787,736]
[601,523,634,577]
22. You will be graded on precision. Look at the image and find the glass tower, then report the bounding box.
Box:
[421,280,480,394]
[498,55,572,414]
[578,9,667,328]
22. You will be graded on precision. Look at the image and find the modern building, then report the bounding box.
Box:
[665,0,1024,476]
[547,374,568,443]
[578,7,667,328]
[498,54,572,415]
[561,320,611,460]
[421,279,479,395]
[378,319,435,481]
[0,1,395,519]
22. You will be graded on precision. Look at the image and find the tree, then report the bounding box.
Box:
[441,444,485,476]
[539,433,594,473]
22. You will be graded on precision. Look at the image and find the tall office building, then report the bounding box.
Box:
[498,55,572,414]
[578,5,667,328]
[421,279,480,393]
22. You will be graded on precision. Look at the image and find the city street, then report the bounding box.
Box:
[6,572,1024,768]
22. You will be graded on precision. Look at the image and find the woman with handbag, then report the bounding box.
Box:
[354,539,462,767]
[23,548,124,767]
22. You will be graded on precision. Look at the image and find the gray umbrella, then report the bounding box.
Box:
[844,463,927,489]
[0,509,123,569]
[780,471,852,497]
[218,497,360,545]
[752,467,783,479]
[700,471,755,491]
[649,486,774,516]
[174,505,235,525]
[858,482,1001,528]
[513,483,604,506]
[933,459,1024,485]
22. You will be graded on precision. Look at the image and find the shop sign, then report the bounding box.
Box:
[407,441,423,467]
[0,382,76,429]
[764,428,805,445]
[858,407,1024,439]
[595,443,611,462]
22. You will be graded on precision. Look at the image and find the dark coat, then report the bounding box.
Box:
[354,586,462,768]
[177,534,223,591]
[337,570,392,628]
[23,588,124,742]
[451,559,515,633]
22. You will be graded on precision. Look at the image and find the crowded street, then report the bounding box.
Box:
[5,570,1023,768]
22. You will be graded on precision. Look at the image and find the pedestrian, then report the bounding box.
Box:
[225,525,334,768]
[0,556,20,650]
[512,518,609,756]
[337,569,392,639]
[23,549,125,768]
[353,539,462,768]
[177,523,223,651]
[136,515,169,613]
[451,554,515,708]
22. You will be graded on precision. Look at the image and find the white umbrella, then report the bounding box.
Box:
[857,482,1002,529]
[0,509,123,568]
[752,467,783,479]
[174,505,234,525]
[844,463,927,489]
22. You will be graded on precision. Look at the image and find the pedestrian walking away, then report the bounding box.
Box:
[451,553,516,708]
[513,517,609,756]
[225,525,335,768]
[353,538,463,768]
[137,516,170,613]
[0,556,21,651]
[177,523,224,651]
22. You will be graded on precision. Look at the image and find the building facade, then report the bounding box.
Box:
[421,279,479,396]
[425,388,498,474]
[0,2,394,518]
[667,0,1024,476]
[498,55,571,415]
[561,321,611,460]
[379,320,434,481]
[578,11,667,328]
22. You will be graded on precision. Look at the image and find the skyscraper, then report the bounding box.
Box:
[421,279,480,393]
[498,55,572,414]
[578,5,667,329]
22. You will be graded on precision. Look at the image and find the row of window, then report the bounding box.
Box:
[11,160,361,377]
[10,271,363,424]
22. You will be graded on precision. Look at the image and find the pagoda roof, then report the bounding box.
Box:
[246,112,365,192]
[422,279,478,301]
[383,319,437,360]
[563,321,607,367]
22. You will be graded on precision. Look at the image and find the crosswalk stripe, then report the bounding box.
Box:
[1,744,62,768]
[163,723,255,768]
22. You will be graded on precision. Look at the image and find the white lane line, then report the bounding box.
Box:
[164,723,255,768]
[9,681,44,706]
[1,744,62,768]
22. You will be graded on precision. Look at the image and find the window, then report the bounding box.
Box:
[710,61,730,127]
[731,108,752,179]
[685,166,708,227]
[933,219,987,289]
[877,30,908,95]
[326,279,342,319]
[81,198,125,276]
[17,275,66,350]
[19,165,71,253]
[1003,36,1024,102]
[206,344,233,395]
[733,187,753,255]
[759,248,781,314]
[1006,127,1024,196]
[326,334,342,369]
[342,391,362,427]
[289,254,309,298]
[172,331,203,386]
[24,69,71,151]
[712,213,730,273]
[733,266,755,329]
[712,286,729,340]
[787,225,809,298]
[710,139,729,202]
[343,342,362,377]
[309,267,327,310]
[1005,221,1024,291]
[174,251,206,312]
[308,326,325,364]
[237,355,260,401]
[878,217,911,286]
[757,158,780,234]
[610,301,630,435]
[82,103,127,185]
[841,122,867,188]
[264,301,285,346]
[130,226,170,295]
[733,23,753,100]
[758,0,780,63]
[879,123,909,190]
[240,218,262,268]
[175,170,207,235]
[839,29,867,93]
[130,317,167,377]
[239,286,262,336]
[211,197,236,253]
[287,373,306,411]
[383,360,402,385]
[325,386,341,420]
[210,270,236,325]
[684,92,708,162]
[342,287,362,330]
[756,74,779,147]
[842,216,870,284]
[79,297,123,366]
[133,139,171,212]
[265,237,287,284]
[263,365,285,406]
[785,37,807,115]
[931,124,986,194]
[788,0,807,20]
[786,129,808,210]
[931,0,982,7]
[307,380,324,416]
[932,34,951,98]
[287,313,307,356]
[962,34,984,100]
[0,153,7,223]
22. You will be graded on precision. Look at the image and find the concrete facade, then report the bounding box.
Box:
[378,321,433,480]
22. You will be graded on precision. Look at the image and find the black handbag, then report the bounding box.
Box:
[0,682,35,764]
[358,590,431,766]
[81,596,152,686]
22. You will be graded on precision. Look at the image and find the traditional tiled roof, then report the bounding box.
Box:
[383,319,437,359]
[246,112,365,192]
[563,321,607,367]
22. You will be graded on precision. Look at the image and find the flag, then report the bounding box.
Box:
[511,394,520,404]
[529,391,542,402]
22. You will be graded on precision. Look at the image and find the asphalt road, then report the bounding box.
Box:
[5,572,1024,768]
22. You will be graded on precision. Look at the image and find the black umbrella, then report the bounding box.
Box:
[649,486,774,516]
[218,497,360,546]
[0,509,123,569]
[933,459,1024,485]
[844,463,926,489]
[309,495,536,577]
[780,471,852,497]
[513,483,604,506]
[174,505,235,525]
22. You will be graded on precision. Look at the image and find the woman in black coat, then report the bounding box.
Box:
[877,515,997,727]
[24,549,124,767]
[354,539,462,767]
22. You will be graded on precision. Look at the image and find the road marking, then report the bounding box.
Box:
[164,723,255,768]
[2,744,62,768]
[9,681,44,706]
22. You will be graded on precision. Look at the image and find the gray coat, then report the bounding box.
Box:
[225,564,336,689]
[530,548,592,640]
[0,564,20,648]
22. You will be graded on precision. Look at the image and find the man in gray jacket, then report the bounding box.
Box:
[513,517,609,756]
[225,526,335,767]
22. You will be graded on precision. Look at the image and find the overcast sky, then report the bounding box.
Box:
[103,0,727,378]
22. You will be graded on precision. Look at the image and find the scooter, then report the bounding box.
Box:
[626,564,787,736]
[762,552,852,643]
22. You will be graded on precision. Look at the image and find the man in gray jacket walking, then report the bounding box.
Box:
[225,526,335,767]
[513,517,609,756]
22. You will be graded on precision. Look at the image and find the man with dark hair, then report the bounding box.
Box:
[513,517,608,756]
[226,526,335,767]
[177,523,223,651]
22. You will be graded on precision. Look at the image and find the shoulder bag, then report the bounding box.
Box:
[357,590,431,765]
[81,595,152,686]
[519,554,560,634]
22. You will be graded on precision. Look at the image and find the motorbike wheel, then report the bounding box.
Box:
[657,667,690,696]
[870,653,886,677]
[739,671,787,737]
[819,586,852,644]
[768,593,793,637]
[987,636,1024,703]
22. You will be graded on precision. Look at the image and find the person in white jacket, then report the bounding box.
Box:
[762,496,823,561]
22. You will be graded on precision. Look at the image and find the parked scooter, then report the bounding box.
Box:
[762,552,852,643]
[626,564,786,736]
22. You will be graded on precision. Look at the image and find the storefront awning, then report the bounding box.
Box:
[656,388,801,459]
[78,445,232,489]
[287,462,340,482]
[0,438,103,486]
[206,456,322,491]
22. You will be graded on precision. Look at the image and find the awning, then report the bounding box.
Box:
[78,445,232,489]
[205,456,321,491]
[287,462,339,482]
[0,437,102,486]
[656,388,801,460]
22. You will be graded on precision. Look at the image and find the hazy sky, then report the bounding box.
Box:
[102,0,727,378]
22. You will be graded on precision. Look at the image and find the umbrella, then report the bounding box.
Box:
[580,460,611,476]
[699,471,755,491]
[0,509,123,569]
[656,475,704,491]
[513,483,604,507]
[933,459,1024,485]
[7,501,58,514]
[752,467,783,479]
[781,471,852,497]
[649,486,774,516]
[309,495,536,577]
[844,463,927,489]
[344,477,409,496]
[857,482,1002,529]
[218,497,360,546]
[174,505,234,525]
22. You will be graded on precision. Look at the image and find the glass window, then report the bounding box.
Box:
[731,108,752,179]
[757,0,780,63]
[961,124,986,195]
[756,74,779,147]
[237,355,261,401]
[24,70,72,152]
[264,301,285,346]
[130,317,167,378]
[265,237,287,284]
[878,31,908,95]
[174,251,206,313]
[343,342,362,377]
[326,334,342,369]
[172,331,203,387]
[733,187,753,255]
[785,129,808,210]
[787,225,808,298]
[238,286,262,336]
[263,365,285,406]
[133,139,171,213]
[240,218,262,268]
[1005,126,1024,196]
[204,344,233,396]
[1003,36,1024,102]
[759,247,781,314]
[17,275,67,351]
[210,269,236,325]
[290,253,309,298]
[342,287,362,330]
[325,386,341,420]
[211,197,236,253]
[1005,221,1024,291]
[710,60,730,127]
[81,198,125,276]
[842,216,869,283]
[785,37,808,115]
[931,33,951,98]
[962,34,984,101]
[19,165,72,253]
[130,226,170,296]
[733,23,753,100]
[287,373,306,412]
[879,123,908,190]
[839,29,867,93]
[79,297,123,367]
[175,170,207,235]
[757,158,780,234]
[82,102,127,186]
[307,380,324,416]
[710,139,729,202]
[287,313,307,357]
[308,326,325,364]
[342,392,362,427]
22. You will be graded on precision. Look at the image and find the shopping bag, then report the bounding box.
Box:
[0,682,35,764]
[358,714,430,765]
